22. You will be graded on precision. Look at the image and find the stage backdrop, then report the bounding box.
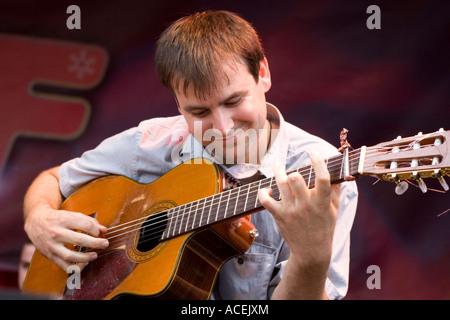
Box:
[0,0,449,299]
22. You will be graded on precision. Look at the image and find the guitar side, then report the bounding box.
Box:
[22,159,255,299]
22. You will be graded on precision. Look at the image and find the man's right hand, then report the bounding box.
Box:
[25,207,109,271]
[23,166,109,271]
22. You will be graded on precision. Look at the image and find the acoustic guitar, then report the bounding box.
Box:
[22,129,449,299]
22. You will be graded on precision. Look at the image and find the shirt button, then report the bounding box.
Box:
[237,257,244,265]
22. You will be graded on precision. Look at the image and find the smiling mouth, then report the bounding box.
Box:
[215,127,246,143]
[224,129,245,143]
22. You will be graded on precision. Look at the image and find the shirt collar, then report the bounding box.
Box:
[256,103,289,179]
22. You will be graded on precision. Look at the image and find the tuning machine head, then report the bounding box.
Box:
[395,180,409,195]
[437,173,449,191]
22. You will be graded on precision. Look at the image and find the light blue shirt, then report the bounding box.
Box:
[59,104,358,300]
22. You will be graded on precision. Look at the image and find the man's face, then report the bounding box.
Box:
[176,59,272,165]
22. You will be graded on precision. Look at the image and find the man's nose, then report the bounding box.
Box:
[212,109,235,137]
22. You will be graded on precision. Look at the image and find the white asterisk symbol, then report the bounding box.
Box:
[68,50,96,80]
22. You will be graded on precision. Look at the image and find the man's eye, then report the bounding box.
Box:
[225,97,242,106]
[191,110,208,117]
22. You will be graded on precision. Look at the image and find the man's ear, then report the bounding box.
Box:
[259,57,272,93]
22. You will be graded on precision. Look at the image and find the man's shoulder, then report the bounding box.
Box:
[284,121,338,157]
[137,115,187,131]
[131,115,189,141]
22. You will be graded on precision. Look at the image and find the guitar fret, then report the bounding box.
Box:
[269,176,280,200]
[198,198,206,228]
[190,202,196,231]
[223,190,231,219]
[233,187,240,216]
[307,165,312,188]
[172,208,178,237]
[184,202,191,233]
[171,207,178,237]
[254,180,262,208]
[206,194,215,225]
[178,204,185,235]
[163,210,172,239]
[215,192,223,222]
[192,199,202,230]
[188,202,193,232]
[186,202,192,232]
[243,184,250,212]
[192,199,200,230]
[169,208,175,238]
[164,211,169,238]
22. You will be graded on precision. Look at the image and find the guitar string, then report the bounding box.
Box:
[103,148,365,235]
[98,141,439,256]
[125,141,440,249]
[98,143,437,257]
[98,142,442,257]
[93,149,386,256]
[88,142,441,257]
[88,149,370,255]
[104,139,436,236]
[90,149,369,254]
[101,149,363,239]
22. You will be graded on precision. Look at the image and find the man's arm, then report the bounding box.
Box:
[259,151,340,299]
[23,166,109,271]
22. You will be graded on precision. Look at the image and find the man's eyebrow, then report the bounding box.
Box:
[219,90,248,105]
[183,105,207,111]
[182,90,249,111]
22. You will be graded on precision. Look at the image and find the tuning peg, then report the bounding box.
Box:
[416,177,428,193]
[395,180,409,195]
[438,174,449,192]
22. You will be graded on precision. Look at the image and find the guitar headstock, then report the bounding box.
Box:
[359,128,449,194]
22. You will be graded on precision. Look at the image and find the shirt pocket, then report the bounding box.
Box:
[215,243,277,300]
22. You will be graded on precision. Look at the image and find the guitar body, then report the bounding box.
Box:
[22,159,255,299]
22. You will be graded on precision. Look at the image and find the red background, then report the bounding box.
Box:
[0,0,449,299]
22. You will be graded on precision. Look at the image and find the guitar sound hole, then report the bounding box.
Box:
[136,211,168,252]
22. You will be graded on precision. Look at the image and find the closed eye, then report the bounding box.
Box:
[224,97,242,106]
[191,109,210,117]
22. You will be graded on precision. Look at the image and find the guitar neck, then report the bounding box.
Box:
[160,148,363,241]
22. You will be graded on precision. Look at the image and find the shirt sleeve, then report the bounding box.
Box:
[59,127,139,198]
[325,180,358,299]
[59,116,190,199]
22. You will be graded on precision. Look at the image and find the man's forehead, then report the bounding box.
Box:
[174,60,252,102]
[178,90,249,111]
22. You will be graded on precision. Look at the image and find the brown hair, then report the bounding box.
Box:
[155,10,265,99]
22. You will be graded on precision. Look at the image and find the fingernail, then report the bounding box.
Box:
[90,252,98,261]
[102,240,109,248]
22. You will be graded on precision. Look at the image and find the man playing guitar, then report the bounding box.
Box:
[23,10,358,300]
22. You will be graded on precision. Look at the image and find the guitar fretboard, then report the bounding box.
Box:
[160,148,362,241]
